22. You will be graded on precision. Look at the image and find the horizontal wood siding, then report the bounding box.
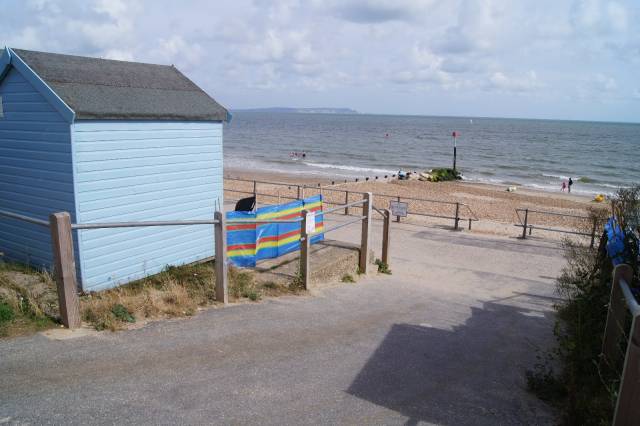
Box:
[73,121,223,291]
[0,67,74,267]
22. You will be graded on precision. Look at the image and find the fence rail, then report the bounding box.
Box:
[224,176,479,230]
[514,208,601,247]
[602,264,640,426]
[0,193,389,330]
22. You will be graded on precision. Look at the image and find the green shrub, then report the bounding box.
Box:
[341,274,355,283]
[111,303,135,323]
[0,301,15,324]
[375,259,392,274]
[527,186,640,425]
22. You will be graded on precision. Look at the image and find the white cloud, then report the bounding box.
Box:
[1,0,638,120]
[486,71,542,92]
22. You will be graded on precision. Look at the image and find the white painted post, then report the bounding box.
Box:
[214,211,228,304]
[359,193,372,273]
[300,210,310,290]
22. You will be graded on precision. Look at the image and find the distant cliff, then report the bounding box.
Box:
[232,107,359,114]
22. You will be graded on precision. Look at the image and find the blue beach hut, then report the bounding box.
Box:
[0,47,228,291]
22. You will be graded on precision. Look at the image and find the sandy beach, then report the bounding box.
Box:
[224,167,610,242]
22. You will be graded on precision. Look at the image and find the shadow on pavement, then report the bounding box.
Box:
[347,300,556,426]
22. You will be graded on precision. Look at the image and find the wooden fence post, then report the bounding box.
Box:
[344,191,350,215]
[49,212,81,329]
[522,209,529,239]
[382,208,391,266]
[359,193,372,274]
[214,211,228,304]
[454,202,460,230]
[602,264,634,363]
[300,210,310,290]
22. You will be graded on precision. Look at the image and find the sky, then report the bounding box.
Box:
[2,0,639,122]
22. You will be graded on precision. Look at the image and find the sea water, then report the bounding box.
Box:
[224,112,640,196]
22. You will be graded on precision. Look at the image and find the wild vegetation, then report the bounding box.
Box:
[0,262,59,337]
[0,260,306,335]
[527,186,639,425]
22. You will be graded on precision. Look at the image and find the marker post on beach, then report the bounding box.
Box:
[452,131,458,172]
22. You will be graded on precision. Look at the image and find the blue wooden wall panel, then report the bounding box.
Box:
[0,67,74,268]
[73,120,223,291]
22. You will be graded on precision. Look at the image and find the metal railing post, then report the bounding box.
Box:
[49,212,81,329]
[454,202,460,230]
[522,209,529,239]
[590,217,598,248]
[396,196,401,223]
[344,191,350,215]
[214,211,228,304]
[301,185,306,199]
[297,185,301,200]
[300,210,310,290]
[382,208,391,266]
[359,193,372,274]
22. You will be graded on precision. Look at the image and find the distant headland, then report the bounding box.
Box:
[232,107,359,114]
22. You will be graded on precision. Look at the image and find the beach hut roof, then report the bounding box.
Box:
[2,48,228,121]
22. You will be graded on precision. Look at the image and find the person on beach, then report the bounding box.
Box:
[568,177,573,193]
[561,181,567,192]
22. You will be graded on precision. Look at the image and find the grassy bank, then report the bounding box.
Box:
[0,260,305,336]
[80,261,305,331]
[0,263,59,337]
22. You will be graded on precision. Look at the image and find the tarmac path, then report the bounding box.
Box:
[0,216,563,425]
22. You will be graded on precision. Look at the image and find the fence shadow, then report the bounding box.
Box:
[346,300,556,425]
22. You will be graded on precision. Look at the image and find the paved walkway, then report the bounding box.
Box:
[0,217,563,425]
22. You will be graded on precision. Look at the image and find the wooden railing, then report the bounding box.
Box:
[0,193,389,329]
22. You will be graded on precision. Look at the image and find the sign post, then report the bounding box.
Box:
[390,200,408,219]
[452,131,458,172]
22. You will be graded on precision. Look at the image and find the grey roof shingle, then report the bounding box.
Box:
[12,48,228,121]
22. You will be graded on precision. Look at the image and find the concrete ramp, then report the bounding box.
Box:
[252,239,360,287]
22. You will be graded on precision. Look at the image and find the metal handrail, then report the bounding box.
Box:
[225,176,481,225]
[514,207,602,247]
[0,209,50,227]
[321,216,366,234]
[319,200,365,215]
[516,208,591,220]
[620,277,640,316]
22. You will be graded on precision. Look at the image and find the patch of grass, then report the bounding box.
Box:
[229,267,262,301]
[0,301,15,323]
[341,274,355,283]
[0,263,60,338]
[111,304,135,323]
[375,259,392,274]
[262,281,278,289]
[80,262,219,331]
